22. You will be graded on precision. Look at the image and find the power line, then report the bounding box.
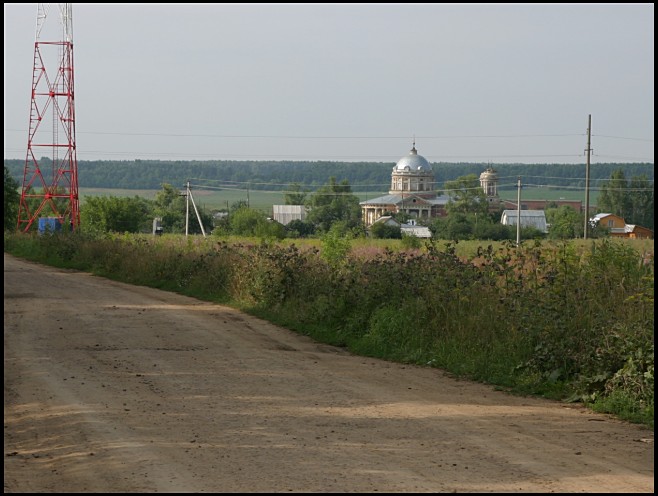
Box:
[4,133,653,162]
[6,145,652,162]
[188,181,655,195]
[518,183,654,192]
[5,128,588,140]
[496,174,654,183]
[593,134,654,142]
[7,126,654,143]
[593,154,655,161]
[188,174,654,189]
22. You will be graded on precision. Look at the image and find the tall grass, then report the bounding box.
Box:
[4,232,653,428]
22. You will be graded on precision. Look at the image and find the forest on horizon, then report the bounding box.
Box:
[4,158,653,194]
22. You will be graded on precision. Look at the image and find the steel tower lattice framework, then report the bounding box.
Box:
[17,3,79,232]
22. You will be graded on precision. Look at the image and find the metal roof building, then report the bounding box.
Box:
[501,210,548,233]
[272,205,307,226]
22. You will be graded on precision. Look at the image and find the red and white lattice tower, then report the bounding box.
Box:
[17,3,79,232]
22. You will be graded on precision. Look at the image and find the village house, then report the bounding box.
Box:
[590,213,653,239]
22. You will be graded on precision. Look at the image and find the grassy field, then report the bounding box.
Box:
[79,187,597,214]
[78,187,278,212]
[274,236,654,261]
[498,187,591,202]
[79,188,392,213]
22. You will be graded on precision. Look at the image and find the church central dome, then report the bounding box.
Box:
[394,144,432,172]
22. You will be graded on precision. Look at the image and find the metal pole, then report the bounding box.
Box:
[185,181,190,236]
[583,114,592,239]
[516,176,521,246]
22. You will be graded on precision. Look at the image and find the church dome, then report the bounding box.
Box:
[394,144,432,172]
[479,167,498,180]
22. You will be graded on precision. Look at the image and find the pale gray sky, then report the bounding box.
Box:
[3,3,654,164]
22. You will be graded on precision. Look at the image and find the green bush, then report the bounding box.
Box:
[3,231,653,427]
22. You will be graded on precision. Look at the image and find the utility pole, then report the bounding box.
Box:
[185,181,190,236]
[583,114,592,239]
[184,181,206,237]
[516,176,521,246]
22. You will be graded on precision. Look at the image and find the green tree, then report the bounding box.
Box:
[286,219,316,238]
[443,174,489,216]
[430,213,473,241]
[226,206,285,239]
[284,182,308,205]
[400,232,422,249]
[256,219,286,240]
[628,175,654,229]
[14,183,72,232]
[472,218,514,241]
[80,195,153,233]
[598,169,654,229]
[597,169,632,220]
[306,177,361,233]
[4,158,652,193]
[4,165,20,231]
[153,183,186,233]
[230,200,248,212]
[153,183,212,235]
[370,221,402,239]
[391,211,411,224]
[545,205,584,239]
[228,206,266,236]
[320,223,352,265]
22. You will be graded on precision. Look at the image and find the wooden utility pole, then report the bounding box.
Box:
[583,115,592,239]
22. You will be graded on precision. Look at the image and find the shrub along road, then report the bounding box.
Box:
[3,253,654,493]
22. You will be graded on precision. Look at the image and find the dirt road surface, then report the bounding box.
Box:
[4,253,654,493]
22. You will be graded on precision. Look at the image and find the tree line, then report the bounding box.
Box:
[5,164,653,239]
[4,158,653,193]
[4,160,654,236]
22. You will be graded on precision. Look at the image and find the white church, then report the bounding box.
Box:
[360,143,506,227]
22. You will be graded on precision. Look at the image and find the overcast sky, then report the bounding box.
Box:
[3,3,654,165]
